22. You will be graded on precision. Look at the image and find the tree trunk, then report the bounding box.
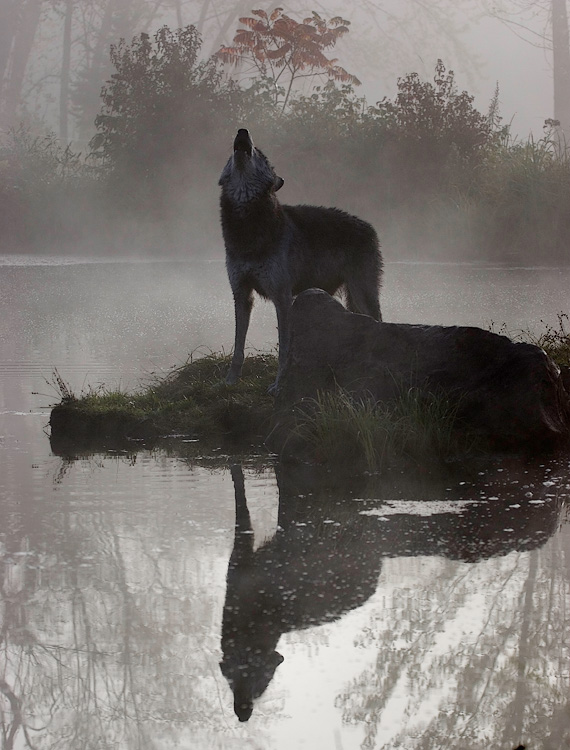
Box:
[208,0,252,55]
[0,1,18,87]
[60,0,73,143]
[552,0,570,136]
[196,0,211,35]
[75,0,115,142]
[2,0,42,128]
[173,0,183,29]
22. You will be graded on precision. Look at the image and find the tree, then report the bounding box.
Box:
[484,0,570,134]
[2,0,481,140]
[89,25,236,212]
[71,0,168,143]
[215,8,360,110]
[552,0,570,129]
[0,0,43,129]
[59,0,73,142]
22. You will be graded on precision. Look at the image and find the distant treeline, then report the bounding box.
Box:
[1,25,570,262]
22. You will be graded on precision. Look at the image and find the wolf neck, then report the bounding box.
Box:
[221,193,285,257]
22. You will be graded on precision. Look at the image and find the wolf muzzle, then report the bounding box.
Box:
[233,128,253,157]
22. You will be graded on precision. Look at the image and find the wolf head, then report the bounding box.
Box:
[220,646,284,722]
[219,129,284,204]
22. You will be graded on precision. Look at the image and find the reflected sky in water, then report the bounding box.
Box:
[0,257,569,749]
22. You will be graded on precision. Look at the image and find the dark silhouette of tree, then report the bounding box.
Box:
[89,24,236,217]
[71,0,167,143]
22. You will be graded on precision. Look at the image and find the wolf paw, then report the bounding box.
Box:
[226,370,240,385]
[267,380,280,396]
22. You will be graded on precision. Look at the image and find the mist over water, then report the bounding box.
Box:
[2,257,568,404]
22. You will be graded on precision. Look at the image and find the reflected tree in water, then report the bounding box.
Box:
[335,523,570,749]
[0,468,225,749]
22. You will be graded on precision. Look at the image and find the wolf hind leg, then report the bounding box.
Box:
[345,276,382,322]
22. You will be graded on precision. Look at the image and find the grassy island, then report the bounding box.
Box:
[49,353,277,452]
[49,316,570,468]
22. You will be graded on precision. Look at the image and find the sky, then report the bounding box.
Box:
[306,1,556,141]
[462,13,553,138]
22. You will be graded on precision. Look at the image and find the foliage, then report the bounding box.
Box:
[90,25,237,213]
[215,8,360,110]
[467,124,570,257]
[0,125,98,247]
[358,59,496,205]
[372,60,493,158]
[519,313,570,368]
[2,126,89,185]
[3,16,570,262]
[287,81,367,136]
[534,313,570,367]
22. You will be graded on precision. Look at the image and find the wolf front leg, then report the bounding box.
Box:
[268,291,293,395]
[226,287,253,385]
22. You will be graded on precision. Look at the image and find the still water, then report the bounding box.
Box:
[1,256,569,749]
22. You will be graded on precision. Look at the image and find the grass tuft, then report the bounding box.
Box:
[293,386,478,471]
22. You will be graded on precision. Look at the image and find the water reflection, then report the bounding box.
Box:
[220,462,566,724]
[0,452,568,748]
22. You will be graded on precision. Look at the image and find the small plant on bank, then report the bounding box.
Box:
[491,314,570,369]
[530,313,570,367]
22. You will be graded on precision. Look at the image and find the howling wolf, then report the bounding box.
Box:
[219,128,383,392]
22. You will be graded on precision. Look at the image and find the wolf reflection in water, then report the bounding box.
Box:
[219,464,560,723]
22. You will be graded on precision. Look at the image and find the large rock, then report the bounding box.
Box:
[269,289,570,454]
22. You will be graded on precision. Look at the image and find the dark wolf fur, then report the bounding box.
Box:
[219,128,383,391]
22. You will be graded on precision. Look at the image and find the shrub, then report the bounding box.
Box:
[90,25,239,217]
[469,126,570,258]
[366,60,494,200]
[0,126,98,248]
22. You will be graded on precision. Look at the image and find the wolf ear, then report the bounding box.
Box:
[274,176,284,192]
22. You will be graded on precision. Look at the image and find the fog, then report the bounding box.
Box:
[0,0,567,264]
[335,2,553,138]
[16,1,556,140]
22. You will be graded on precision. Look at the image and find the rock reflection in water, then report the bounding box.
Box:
[220,462,564,724]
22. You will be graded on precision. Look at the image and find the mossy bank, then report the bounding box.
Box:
[49,353,277,454]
